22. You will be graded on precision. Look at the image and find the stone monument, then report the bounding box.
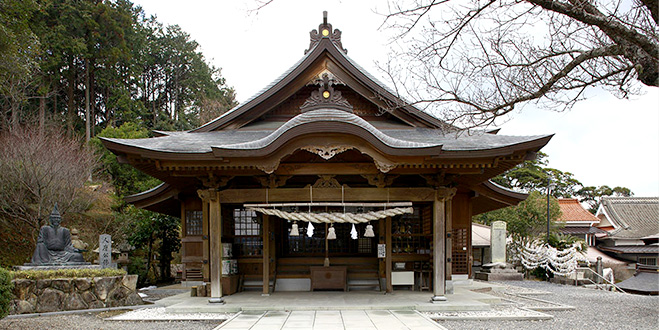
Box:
[99,234,112,269]
[475,221,523,281]
[15,204,98,270]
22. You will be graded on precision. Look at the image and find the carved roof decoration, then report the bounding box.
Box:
[300,73,353,113]
[305,11,346,55]
[307,70,345,86]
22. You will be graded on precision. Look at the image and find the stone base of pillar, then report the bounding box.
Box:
[208,297,225,304]
[445,280,454,294]
[430,295,447,303]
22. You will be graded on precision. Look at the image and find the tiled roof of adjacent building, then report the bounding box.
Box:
[557,198,600,224]
[599,197,659,239]
[599,245,659,254]
[472,223,491,247]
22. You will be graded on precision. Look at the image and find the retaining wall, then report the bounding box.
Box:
[10,275,143,314]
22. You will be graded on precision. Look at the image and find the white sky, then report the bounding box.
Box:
[132,0,659,197]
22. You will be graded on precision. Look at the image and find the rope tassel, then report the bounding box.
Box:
[327,225,336,240]
[364,223,375,238]
[290,221,299,236]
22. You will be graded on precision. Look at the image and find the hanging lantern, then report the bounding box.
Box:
[306,221,314,237]
[290,221,299,236]
[327,225,337,240]
[364,223,375,238]
[350,223,358,240]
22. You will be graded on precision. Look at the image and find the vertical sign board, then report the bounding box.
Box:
[99,234,112,269]
[377,244,386,258]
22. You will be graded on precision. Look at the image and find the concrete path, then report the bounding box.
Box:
[216,310,446,330]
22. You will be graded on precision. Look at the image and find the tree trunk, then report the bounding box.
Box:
[90,63,95,138]
[85,58,90,142]
[10,99,20,131]
[67,57,75,136]
[39,96,45,134]
[146,236,154,283]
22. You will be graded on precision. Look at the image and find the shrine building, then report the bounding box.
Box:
[101,13,551,304]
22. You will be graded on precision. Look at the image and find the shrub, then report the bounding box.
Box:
[11,268,126,280]
[0,267,13,319]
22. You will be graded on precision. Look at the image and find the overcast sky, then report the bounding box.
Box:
[132,0,659,197]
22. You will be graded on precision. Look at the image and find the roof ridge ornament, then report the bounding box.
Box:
[300,73,354,113]
[305,11,347,55]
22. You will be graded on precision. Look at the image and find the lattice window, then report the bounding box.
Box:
[231,208,262,257]
[452,228,468,274]
[639,257,657,266]
[284,221,375,256]
[392,206,431,254]
[185,211,203,236]
[358,238,372,254]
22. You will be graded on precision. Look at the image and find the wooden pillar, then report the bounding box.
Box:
[431,187,456,303]
[445,196,453,294]
[202,200,210,282]
[431,191,446,302]
[198,189,224,304]
[385,216,393,293]
[262,215,270,295]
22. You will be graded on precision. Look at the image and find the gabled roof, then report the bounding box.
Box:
[192,22,448,132]
[596,197,659,239]
[99,13,552,215]
[557,198,600,225]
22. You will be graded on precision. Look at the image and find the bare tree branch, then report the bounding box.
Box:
[379,0,657,129]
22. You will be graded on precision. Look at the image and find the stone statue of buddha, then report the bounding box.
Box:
[30,204,85,265]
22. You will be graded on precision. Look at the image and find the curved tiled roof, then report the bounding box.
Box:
[214,109,439,151]
[600,197,659,239]
[101,110,550,157]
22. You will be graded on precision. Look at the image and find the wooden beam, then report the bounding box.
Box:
[220,187,436,203]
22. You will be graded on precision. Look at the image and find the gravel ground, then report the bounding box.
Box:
[438,281,659,330]
[0,311,222,330]
[2,281,657,329]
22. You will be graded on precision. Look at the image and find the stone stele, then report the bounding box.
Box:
[490,221,507,263]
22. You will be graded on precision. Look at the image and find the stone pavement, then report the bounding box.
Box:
[216,310,446,330]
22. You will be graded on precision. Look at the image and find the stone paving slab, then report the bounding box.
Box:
[215,310,446,330]
[165,289,496,313]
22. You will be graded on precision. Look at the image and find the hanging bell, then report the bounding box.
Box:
[290,221,299,236]
[327,225,337,240]
[307,221,314,237]
[350,223,358,240]
[364,223,375,238]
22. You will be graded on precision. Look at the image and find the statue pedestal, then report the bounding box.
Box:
[475,262,523,281]
[14,263,99,271]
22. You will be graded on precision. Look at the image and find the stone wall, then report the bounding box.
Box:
[10,275,143,314]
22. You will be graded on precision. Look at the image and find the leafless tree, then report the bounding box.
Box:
[379,0,658,128]
[0,126,99,241]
